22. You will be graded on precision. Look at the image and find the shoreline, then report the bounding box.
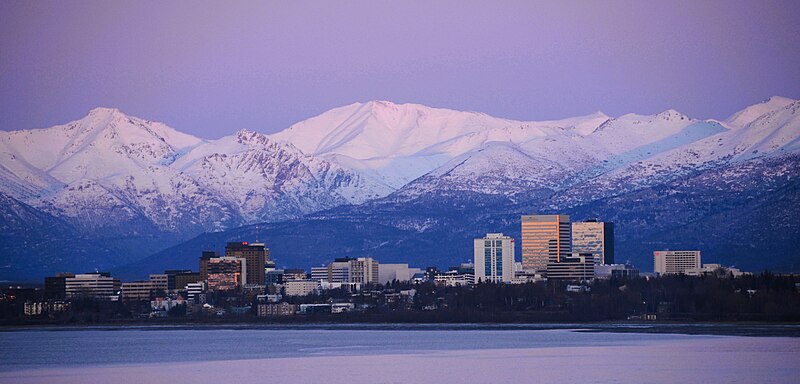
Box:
[2,321,800,337]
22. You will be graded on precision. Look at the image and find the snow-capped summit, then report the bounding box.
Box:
[725,96,796,128]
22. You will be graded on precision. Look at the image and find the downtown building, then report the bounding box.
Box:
[65,273,121,299]
[225,242,271,286]
[206,257,247,291]
[120,274,169,301]
[572,219,615,265]
[311,257,379,284]
[546,253,595,281]
[474,233,515,283]
[521,214,571,273]
[654,250,701,275]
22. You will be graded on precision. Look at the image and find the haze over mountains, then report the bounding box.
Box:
[1,97,799,281]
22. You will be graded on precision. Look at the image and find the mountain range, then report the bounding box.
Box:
[1,97,798,281]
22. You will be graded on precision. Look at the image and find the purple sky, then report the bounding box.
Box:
[1,1,799,138]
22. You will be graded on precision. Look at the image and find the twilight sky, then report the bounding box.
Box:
[1,1,799,138]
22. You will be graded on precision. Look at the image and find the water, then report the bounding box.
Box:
[0,324,798,383]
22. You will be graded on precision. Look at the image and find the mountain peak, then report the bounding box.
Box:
[657,109,690,120]
[86,107,124,119]
[725,96,796,128]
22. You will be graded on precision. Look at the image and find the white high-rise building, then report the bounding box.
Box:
[474,233,515,283]
[654,250,701,275]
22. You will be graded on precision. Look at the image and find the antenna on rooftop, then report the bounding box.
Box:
[255,223,259,243]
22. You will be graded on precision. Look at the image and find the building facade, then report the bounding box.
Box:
[571,220,614,265]
[546,253,595,281]
[521,214,571,273]
[312,257,379,284]
[654,250,701,275]
[474,233,515,283]
[284,280,320,296]
[258,302,298,317]
[45,272,75,300]
[65,273,120,298]
[206,257,247,291]
[225,242,270,286]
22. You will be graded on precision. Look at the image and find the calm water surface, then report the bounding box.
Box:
[0,324,794,372]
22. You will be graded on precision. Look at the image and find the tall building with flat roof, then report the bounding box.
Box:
[572,220,615,265]
[225,242,270,285]
[474,233,515,283]
[521,214,571,273]
[654,250,701,275]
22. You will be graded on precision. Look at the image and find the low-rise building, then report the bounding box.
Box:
[434,270,474,286]
[284,280,320,296]
[654,250,701,275]
[546,253,595,281]
[595,264,640,280]
[684,264,747,278]
[258,302,298,317]
[379,264,422,284]
[65,273,120,299]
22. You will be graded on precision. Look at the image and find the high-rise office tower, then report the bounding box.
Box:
[225,242,270,285]
[521,214,571,272]
[572,220,615,265]
[474,233,515,283]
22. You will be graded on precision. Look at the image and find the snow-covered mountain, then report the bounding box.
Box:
[2,97,799,280]
[269,101,610,188]
[0,107,391,237]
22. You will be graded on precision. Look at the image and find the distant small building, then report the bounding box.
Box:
[595,264,640,280]
[684,264,747,278]
[164,270,201,291]
[258,302,298,317]
[312,257,379,284]
[24,301,69,316]
[65,273,120,299]
[284,280,320,296]
[434,270,474,286]
[332,302,355,313]
[379,264,423,284]
[546,253,595,281]
[299,303,332,314]
[654,251,701,275]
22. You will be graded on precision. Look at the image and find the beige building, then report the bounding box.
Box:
[522,214,571,273]
[654,250,701,275]
[284,280,320,296]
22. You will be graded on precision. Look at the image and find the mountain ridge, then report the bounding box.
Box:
[1,96,798,280]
